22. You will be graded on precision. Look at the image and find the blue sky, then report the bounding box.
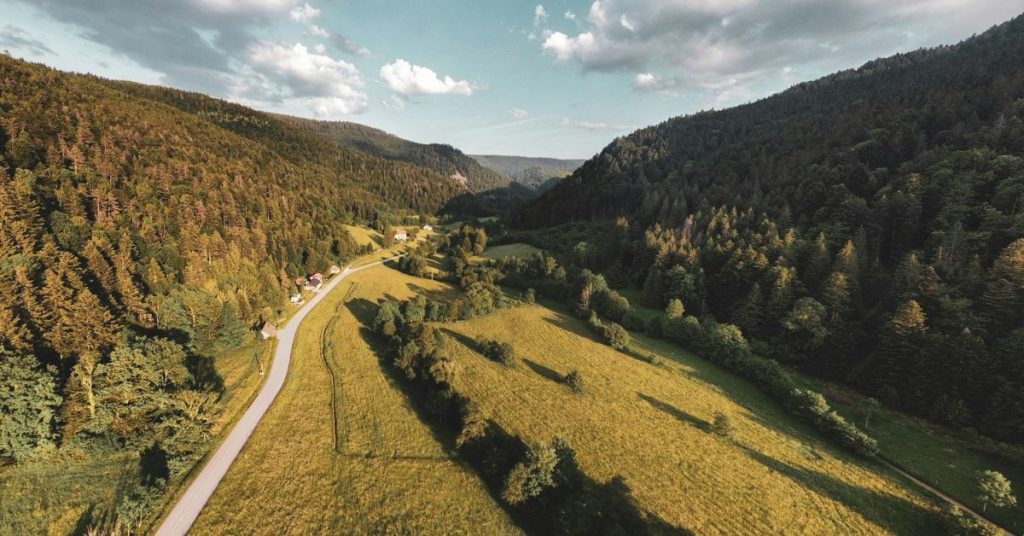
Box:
[3,1,1023,158]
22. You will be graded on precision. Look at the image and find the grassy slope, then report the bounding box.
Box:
[439,303,942,534]
[0,342,271,535]
[801,378,1024,532]
[190,265,518,535]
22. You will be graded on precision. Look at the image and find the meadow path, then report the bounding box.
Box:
[155,254,404,536]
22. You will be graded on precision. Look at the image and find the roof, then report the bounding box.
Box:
[261,322,277,336]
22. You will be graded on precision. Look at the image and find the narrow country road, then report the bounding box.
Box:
[156,254,405,536]
[879,457,1016,535]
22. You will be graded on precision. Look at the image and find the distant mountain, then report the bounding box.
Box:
[280,119,511,194]
[471,154,584,190]
[514,14,1024,443]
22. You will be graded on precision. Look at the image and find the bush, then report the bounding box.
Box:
[479,338,516,366]
[621,311,646,331]
[602,322,630,351]
[525,288,536,304]
[641,353,663,366]
[711,412,734,438]
[563,370,583,393]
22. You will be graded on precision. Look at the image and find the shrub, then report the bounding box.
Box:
[602,322,630,350]
[563,370,583,393]
[642,353,663,366]
[525,288,536,304]
[711,412,734,438]
[479,339,516,366]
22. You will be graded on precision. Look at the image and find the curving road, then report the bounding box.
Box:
[156,254,404,536]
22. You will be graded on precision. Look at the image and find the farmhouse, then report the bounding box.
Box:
[260,322,277,339]
[394,228,409,241]
[328,265,341,275]
[422,224,433,232]
[306,273,324,291]
[290,294,303,304]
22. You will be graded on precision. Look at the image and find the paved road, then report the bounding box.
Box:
[156,254,404,536]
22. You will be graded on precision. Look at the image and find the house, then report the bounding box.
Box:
[328,265,341,275]
[290,294,303,304]
[394,228,409,241]
[422,224,433,232]
[295,277,307,288]
[306,273,323,291]
[260,322,277,339]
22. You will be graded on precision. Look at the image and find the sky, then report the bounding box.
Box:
[2,1,1023,159]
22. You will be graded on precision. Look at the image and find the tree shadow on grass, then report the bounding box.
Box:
[522,358,564,384]
[185,354,224,393]
[738,445,943,534]
[638,393,710,432]
[345,297,380,326]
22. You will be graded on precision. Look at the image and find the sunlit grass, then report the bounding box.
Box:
[190,265,518,535]
[440,303,943,535]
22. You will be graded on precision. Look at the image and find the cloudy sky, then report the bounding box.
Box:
[2,1,1023,158]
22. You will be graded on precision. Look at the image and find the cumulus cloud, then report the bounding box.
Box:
[537,0,1024,100]
[379,59,474,96]
[564,10,577,21]
[248,41,367,114]
[329,33,371,57]
[509,107,529,120]
[14,0,375,115]
[0,25,54,56]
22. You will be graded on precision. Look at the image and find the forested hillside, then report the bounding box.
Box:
[515,15,1024,443]
[0,53,475,477]
[470,154,584,190]
[277,118,511,194]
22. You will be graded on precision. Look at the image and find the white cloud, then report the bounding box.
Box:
[308,24,329,37]
[537,0,1023,102]
[379,59,474,96]
[248,41,367,114]
[289,3,319,22]
[534,4,548,26]
[509,107,529,120]
[564,10,577,21]
[632,72,677,93]
[195,0,296,15]
[619,14,636,32]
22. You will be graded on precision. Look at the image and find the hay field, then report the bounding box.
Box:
[190,265,518,535]
[439,304,943,535]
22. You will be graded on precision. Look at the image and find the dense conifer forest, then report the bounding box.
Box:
[515,15,1024,443]
[0,53,500,472]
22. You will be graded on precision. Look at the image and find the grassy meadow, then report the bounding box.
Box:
[189,265,518,535]
[436,302,944,535]
[480,243,543,261]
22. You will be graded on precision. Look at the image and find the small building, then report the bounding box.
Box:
[295,277,307,287]
[306,273,323,291]
[394,228,409,241]
[260,322,278,339]
[422,224,433,232]
[328,265,341,275]
[290,294,303,304]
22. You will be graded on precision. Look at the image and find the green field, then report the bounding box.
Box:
[480,242,544,261]
[189,265,518,535]
[435,302,943,534]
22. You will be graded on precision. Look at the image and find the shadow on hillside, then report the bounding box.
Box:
[638,393,710,432]
[438,328,480,353]
[542,311,605,344]
[346,297,380,326]
[739,445,943,534]
[523,358,564,384]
